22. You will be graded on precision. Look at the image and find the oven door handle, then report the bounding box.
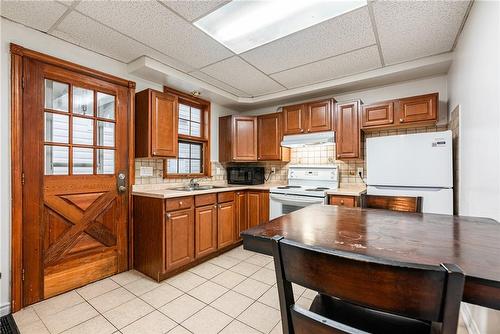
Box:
[270,193,325,206]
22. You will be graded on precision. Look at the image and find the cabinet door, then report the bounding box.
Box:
[218,202,235,248]
[164,209,194,272]
[336,101,360,159]
[257,113,282,160]
[247,192,261,228]
[195,205,217,258]
[398,93,437,124]
[151,91,178,157]
[232,116,257,161]
[361,102,394,128]
[235,192,248,240]
[307,100,332,133]
[283,104,306,135]
[259,191,270,224]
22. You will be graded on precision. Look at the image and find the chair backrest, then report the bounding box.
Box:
[360,194,422,213]
[272,236,464,334]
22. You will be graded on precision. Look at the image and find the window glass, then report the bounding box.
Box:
[73,87,94,116]
[97,92,115,120]
[44,112,69,143]
[45,79,69,112]
[72,147,93,175]
[167,141,203,174]
[178,103,202,137]
[73,117,94,145]
[45,145,69,175]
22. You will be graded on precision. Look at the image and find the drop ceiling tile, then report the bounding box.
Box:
[241,6,375,74]
[0,0,68,32]
[161,0,229,22]
[75,1,233,69]
[189,71,251,97]
[270,45,381,89]
[201,57,285,96]
[373,1,470,65]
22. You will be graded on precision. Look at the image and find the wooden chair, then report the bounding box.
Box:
[360,194,423,213]
[271,236,464,334]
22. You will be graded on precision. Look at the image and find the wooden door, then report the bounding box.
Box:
[218,202,235,248]
[398,93,437,125]
[307,100,332,133]
[22,58,130,304]
[165,209,194,271]
[283,104,305,135]
[235,191,248,240]
[257,113,282,160]
[195,205,217,258]
[361,102,394,128]
[232,116,257,161]
[151,90,178,157]
[336,101,360,159]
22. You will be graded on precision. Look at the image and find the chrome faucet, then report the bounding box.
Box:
[189,178,199,189]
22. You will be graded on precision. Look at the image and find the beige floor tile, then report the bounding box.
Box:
[103,297,154,329]
[229,262,261,277]
[32,291,84,318]
[188,262,225,279]
[250,267,277,285]
[292,283,306,298]
[211,270,246,289]
[237,302,281,333]
[159,294,205,323]
[233,278,272,300]
[123,276,162,296]
[210,290,254,318]
[88,287,136,314]
[182,306,232,334]
[224,247,255,261]
[188,281,228,304]
[257,286,280,310]
[302,288,319,299]
[121,310,176,334]
[16,319,50,334]
[219,320,261,334]
[265,261,276,270]
[76,278,120,300]
[208,254,241,269]
[61,315,116,334]
[167,271,207,292]
[110,270,145,286]
[244,254,273,267]
[270,321,283,334]
[141,283,184,308]
[296,296,313,310]
[42,302,98,334]
[457,325,469,334]
[167,325,192,334]
[13,307,39,328]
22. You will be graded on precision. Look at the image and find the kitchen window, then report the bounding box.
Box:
[164,90,211,178]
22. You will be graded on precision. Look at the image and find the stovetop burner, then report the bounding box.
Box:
[277,185,302,189]
[305,187,330,191]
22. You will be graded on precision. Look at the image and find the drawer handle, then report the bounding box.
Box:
[400,118,404,122]
[179,201,183,206]
[166,213,171,219]
[214,205,217,208]
[340,200,344,205]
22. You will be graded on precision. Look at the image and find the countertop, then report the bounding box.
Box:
[326,185,366,196]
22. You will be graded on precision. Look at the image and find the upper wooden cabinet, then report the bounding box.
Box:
[362,93,438,130]
[219,115,257,162]
[257,113,290,161]
[282,99,334,135]
[135,89,178,158]
[336,101,361,159]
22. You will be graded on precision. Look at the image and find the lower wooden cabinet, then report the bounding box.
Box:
[329,195,358,208]
[195,204,217,258]
[235,191,248,240]
[218,201,235,248]
[165,208,195,271]
[248,191,270,228]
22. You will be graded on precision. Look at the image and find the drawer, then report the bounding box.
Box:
[195,193,217,207]
[218,191,235,203]
[166,196,193,211]
[329,195,357,207]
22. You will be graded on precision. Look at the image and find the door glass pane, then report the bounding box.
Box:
[44,112,69,143]
[178,118,189,136]
[73,87,94,116]
[97,149,114,174]
[97,121,115,147]
[45,79,69,112]
[45,145,69,175]
[97,92,115,120]
[73,147,93,174]
[73,117,94,145]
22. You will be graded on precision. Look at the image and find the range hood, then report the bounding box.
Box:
[281,131,335,148]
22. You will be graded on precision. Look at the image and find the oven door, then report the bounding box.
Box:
[270,193,326,220]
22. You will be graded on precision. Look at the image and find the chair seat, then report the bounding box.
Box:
[309,294,432,334]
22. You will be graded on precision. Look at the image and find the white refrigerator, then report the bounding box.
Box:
[366,130,453,215]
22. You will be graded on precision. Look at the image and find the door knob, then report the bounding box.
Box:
[117,171,127,193]
[118,185,127,193]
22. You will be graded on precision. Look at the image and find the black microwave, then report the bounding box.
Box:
[227,166,265,185]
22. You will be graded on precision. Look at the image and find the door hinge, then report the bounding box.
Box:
[21,172,25,186]
[22,269,25,281]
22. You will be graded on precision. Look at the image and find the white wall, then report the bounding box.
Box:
[447,1,500,333]
[0,18,235,314]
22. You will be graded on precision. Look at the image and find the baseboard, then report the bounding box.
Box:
[0,302,11,316]
[461,303,481,334]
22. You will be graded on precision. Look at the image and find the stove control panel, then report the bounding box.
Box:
[288,165,338,182]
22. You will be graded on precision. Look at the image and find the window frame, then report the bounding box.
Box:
[163,87,211,179]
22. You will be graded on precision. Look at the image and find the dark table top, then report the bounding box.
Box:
[241,204,500,310]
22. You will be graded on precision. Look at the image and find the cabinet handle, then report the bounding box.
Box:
[399,118,404,122]
[340,200,344,205]
[214,205,217,208]
[179,201,183,206]
[219,205,222,208]
[300,129,304,133]
[166,213,171,219]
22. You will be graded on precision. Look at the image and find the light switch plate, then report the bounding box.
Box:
[140,166,154,177]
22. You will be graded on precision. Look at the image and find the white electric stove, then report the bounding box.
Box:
[269,165,339,220]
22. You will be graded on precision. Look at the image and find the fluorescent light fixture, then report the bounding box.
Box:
[194,0,367,54]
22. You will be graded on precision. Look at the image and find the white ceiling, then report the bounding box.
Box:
[1,0,471,106]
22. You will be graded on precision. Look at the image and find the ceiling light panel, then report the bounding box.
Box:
[194,0,367,54]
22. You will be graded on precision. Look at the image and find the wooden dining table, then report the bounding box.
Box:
[241,204,500,310]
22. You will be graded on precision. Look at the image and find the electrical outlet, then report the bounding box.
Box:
[140,166,154,177]
[271,167,276,173]
[356,167,364,178]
